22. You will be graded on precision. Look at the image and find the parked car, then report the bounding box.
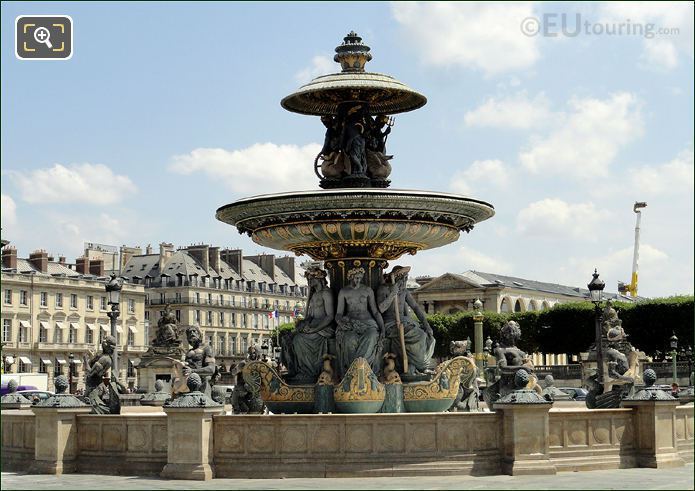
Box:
[1,384,38,396]
[558,387,588,401]
[16,390,54,405]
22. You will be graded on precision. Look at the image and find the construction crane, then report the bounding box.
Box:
[618,202,647,297]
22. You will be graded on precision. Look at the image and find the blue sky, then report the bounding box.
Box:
[2,1,693,298]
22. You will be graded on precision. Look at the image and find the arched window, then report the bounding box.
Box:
[514,299,523,312]
[500,298,511,313]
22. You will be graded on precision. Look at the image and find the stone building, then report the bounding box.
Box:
[1,246,147,391]
[412,270,634,315]
[121,243,308,367]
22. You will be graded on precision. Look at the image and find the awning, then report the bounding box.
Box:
[116,326,123,333]
[55,357,67,365]
[70,322,80,330]
[86,324,96,331]
[19,320,31,328]
[72,359,82,365]
[19,356,32,364]
[100,324,110,332]
[55,322,66,330]
[40,357,52,365]
[128,326,138,333]
[39,321,49,329]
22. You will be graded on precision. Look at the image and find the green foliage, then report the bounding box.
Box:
[428,296,694,356]
[270,322,296,340]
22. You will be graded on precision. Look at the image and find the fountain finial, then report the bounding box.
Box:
[334,31,372,72]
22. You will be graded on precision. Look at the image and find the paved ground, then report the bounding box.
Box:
[2,465,693,490]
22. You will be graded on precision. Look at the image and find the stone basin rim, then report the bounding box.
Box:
[216,188,495,216]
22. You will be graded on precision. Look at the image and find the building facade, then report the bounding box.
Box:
[1,247,147,391]
[122,243,308,367]
[412,270,635,315]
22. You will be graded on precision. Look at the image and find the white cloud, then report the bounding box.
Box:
[404,244,513,277]
[519,92,643,178]
[391,2,540,76]
[630,148,694,195]
[295,55,335,84]
[169,143,321,194]
[599,2,694,70]
[1,194,17,228]
[450,159,510,195]
[464,92,555,130]
[9,163,137,205]
[516,198,611,239]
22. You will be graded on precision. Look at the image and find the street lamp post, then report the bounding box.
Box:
[106,274,123,384]
[68,352,75,393]
[686,345,693,387]
[670,332,678,385]
[472,298,484,373]
[588,269,606,387]
[483,335,493,383]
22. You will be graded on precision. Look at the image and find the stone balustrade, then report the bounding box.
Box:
[2,403,692,480]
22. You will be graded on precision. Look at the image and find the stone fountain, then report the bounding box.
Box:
[216,32,494,413]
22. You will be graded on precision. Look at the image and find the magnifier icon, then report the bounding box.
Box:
[33,26,53,49]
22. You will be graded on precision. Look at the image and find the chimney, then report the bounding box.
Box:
[75,256,89,275]
[120,245,143,272]
[275,256,296,283]
[2,247,17,269]
[209,246,221,273]
[158,242,174,271]
[146,244,153,255]
[58,256,66,265]
[89,259,104,277]
[29,250,49,273]
[221,249,242,275]
[246,254,275,281]
[186,244,210,272]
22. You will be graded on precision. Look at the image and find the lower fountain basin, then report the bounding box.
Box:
[216,189,494,260]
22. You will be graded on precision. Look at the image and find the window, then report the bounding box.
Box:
[85,328,93,344]
[219,311,224,326]
[242,313,247,328]
[40,292,48,307]
[127,328,134,346]
[68,327,77,343]
[39,325,48,342]
[55,293,63,308]
[20,290,28,305]
[87,296,94,310]
[160,293,166,303]
[253,314,259,329]
[18,359,28,372]
[219,294,224,305]
[196,292,201,304]
[19,325,29,342]
[263,316,269,329]
[175,292,181,303]
[128,299,135,313]
[2,319,11,342]
[207,311,213,325]
[145,311,150,321]
[231,312,236,328]
[231,296,236,306]
[39,359,48,373]
[217,335,225,355]
[175,309,181,322]
[242,297,247,307]
[101,296,107,310]
[230,337,236,355]
[253,298,259,308]
[3,289,11,304]
[53,359,62,377]
[241,337,248,353]
[127,360,135,377]
[195,310,201,323]
[54,326,63,344]
[70,294,78,309]
[208,293,213,305]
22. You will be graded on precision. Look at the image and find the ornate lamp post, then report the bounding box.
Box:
[685,345,693,386]
[106,274,123,383]
[670,332,678,385]
[588,269,606,386]
[472,298,484,372]
[68,352,75,393]
[483,335,493,383]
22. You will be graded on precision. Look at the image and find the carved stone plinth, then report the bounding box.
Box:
[30,406,92,475]
[496,402,557,476]
[160,405,223,480]
[621,399,685,468]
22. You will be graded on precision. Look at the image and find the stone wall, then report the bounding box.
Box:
[76,414,168,475]
[675,405,694,463]
[213,413,502,478]
[548,408,636,471]
[1,409,35,469]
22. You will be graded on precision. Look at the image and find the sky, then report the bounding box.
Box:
[1,1,693,298]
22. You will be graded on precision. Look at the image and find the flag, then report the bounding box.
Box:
[273,309,279,319]
[292,307,299,318]
[267,311,273,319]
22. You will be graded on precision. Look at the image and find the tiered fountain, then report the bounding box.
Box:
[216,32,495,413]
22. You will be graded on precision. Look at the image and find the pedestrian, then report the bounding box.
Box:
[671,382,680,398]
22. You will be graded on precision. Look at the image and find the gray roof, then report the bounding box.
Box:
[460,271,638,301]
[9,258,81,278]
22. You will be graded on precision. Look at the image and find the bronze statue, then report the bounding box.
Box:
[183,325,216,396]
[335,266,384,375]
[153,304,181,348]
[377,266,435,376]
[84,335,117,396]
[281,266,335,383]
